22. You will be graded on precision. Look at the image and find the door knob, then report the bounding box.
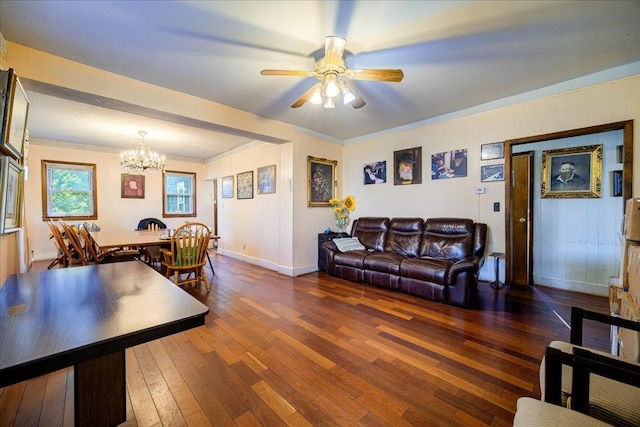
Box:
[519,218,526,223]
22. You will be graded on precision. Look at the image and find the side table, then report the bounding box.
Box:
[489,252,504,289]
[318,232,348,271]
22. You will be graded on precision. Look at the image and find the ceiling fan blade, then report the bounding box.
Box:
[346,69,404,82]
[291,84,316,108]
[261,69,316,77]
[324,36,347,65]
[350,92,366,109]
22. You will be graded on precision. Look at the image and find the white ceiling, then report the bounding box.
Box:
[1,1,639,160]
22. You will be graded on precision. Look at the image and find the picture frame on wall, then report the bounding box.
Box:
[0,69,29,161]
[308,156,336,207]
[0,156,24,234]
[480,142,504,160]
[121,173,145,199]
[221,175,233,198]
[541,144,602,199]
[480,164,504,182]
[394,147,422,185]
[257,164,276,194]
[237,171,254,199]
[431,149,467,179]
[613,170,622,197]
[363,161,386,184]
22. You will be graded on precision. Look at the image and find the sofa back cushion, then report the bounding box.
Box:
[419,218,474,261]
[352,217,389,252]
[385,218,424,257]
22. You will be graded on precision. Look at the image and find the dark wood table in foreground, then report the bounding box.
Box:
[0,261,209,426]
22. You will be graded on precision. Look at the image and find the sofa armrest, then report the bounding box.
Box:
[447,256,480,283]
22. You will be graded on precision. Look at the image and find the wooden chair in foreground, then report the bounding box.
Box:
[160,222,211,291]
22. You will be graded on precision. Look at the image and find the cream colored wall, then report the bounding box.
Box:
[341,74,640,295]
[205,134,341,276]
[26,140,212,261]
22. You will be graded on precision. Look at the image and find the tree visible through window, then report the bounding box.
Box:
[163,170,196,217]
[41,160,97,220]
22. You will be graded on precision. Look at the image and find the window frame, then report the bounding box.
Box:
[41,159,98,221]
[163,170,197,218]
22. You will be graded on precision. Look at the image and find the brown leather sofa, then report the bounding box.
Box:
[322,217,487,307]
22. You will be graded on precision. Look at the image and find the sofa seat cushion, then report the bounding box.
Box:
[540,340,640,426]
[363,252,405,275]
[332,249,372,269]
[400,256,452,285]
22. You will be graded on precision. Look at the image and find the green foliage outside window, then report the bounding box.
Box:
[42,160,97,220]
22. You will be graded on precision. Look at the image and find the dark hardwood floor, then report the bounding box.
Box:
[0,252,610,426]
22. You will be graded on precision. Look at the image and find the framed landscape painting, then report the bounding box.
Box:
[221,175,233,198]
[257,164,276,194]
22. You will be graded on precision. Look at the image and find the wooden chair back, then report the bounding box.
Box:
[59,221,88,265]
[161,222,211,290]
[48,221,86,267]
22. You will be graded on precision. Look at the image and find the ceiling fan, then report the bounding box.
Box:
[261,36,404,109]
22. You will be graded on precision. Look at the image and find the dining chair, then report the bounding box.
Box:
[79,227,139,264]
[47,221,86,267]
[59,221,89,265]
[160,222,211,291]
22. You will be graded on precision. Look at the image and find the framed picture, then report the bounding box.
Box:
[613,170,622,197]
[237,170,254,199]
[431,149,467,179]
[257,164,276,194]
[221,175,233,198]
[541,144,602,198]
[0,156,24,234]
[481,142,504,160]
[121,173,145,199]
[308,156,336,207]
[481,164,504,182]
[363,161,386,184]
[0,69,29,161]
[394,147,422,185]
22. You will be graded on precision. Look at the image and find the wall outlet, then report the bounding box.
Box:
[474,187,486,194]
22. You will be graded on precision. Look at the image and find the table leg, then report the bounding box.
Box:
[75,350,126,426]
[492,254,502,289]
[206,251,215,275]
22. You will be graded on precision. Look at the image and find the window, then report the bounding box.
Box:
[163,170,196,217]
[41,160,97,220]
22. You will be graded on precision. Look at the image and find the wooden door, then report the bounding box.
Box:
[510,152,533,286]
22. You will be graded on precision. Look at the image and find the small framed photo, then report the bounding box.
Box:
[308,156,337,207]
[613,170,622,197]
[363,161,386,185]
[431,149,467,179]
[257,164,276,194]
[541,144,602,199]
[237,171,254,199]
[481,142,504,160]
[121,174,145,199]
[394,147,422,185]
[481,164,504,182]
[221,175,233,198]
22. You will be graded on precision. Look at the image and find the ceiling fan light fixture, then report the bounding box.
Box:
[324,97,335,109]
[324,74,340,98]
[310,84,323,105]
[341,85,356,105]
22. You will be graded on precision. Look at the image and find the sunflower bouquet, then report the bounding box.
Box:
[329,195,356,233]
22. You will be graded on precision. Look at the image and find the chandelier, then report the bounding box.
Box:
[120,130,165,173]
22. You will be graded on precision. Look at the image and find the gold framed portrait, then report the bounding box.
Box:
[541,144,602,199]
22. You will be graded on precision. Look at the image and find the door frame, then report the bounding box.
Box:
[504,120,633,285]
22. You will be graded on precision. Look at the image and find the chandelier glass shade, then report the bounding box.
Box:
[120,131,165,173]
[311,73,357,108]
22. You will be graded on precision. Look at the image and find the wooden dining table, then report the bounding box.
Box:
[0,261,209,426]
[90,229,171,250]
[91,229,218,274]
